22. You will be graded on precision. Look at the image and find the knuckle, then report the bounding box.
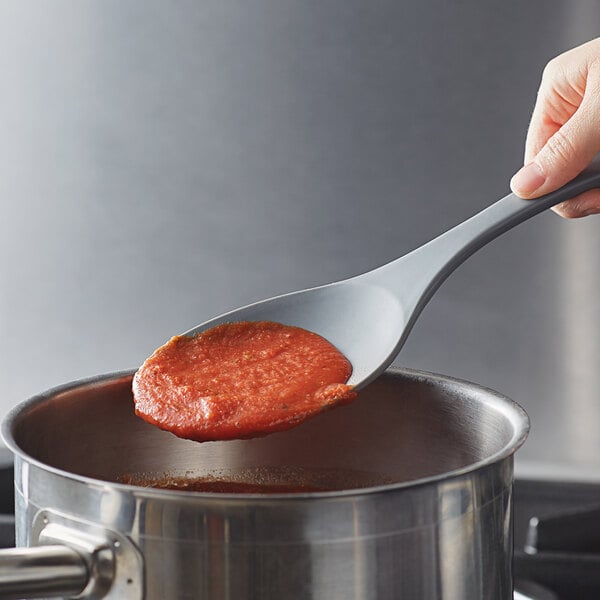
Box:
[553,190,600,219]
[541,56,561,80]
[543,130,577,166]
[554,201,578,219]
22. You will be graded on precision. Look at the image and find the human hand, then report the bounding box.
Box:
[510,38,600,218]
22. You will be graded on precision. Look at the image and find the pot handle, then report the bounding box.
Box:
[0,544,88,599]
[0,513,144,599]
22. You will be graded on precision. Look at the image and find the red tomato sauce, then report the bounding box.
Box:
[119,474,330,494]
[132,321,356,441]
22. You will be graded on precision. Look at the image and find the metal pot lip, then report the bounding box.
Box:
[1,367,530,501]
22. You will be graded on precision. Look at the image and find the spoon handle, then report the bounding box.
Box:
[366,157,600,309]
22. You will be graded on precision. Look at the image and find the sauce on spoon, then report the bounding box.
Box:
[133,321,356,441]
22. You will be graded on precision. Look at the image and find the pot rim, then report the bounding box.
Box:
[1,367,529,500]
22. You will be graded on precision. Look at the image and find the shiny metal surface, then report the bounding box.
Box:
[0,511,144,600]
[0,545,87,599]
[3,369,528,599]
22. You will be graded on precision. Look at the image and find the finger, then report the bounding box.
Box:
[524,51,586,162]
[534,90,600,188]
[523,82,562,163]
[511,94,600,199]
[552,188,600,218]
[524,114,560,165]
[512,45,600,199]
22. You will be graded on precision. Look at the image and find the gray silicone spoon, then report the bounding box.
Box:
[185,159,600,392]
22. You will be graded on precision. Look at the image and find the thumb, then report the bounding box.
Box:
[510,105,600,199]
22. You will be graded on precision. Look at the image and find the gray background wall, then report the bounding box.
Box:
[1,1,600,478]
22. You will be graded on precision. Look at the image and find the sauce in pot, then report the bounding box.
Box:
[119,475,329,494]
[119,467,392,494]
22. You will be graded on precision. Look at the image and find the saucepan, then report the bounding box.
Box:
[0,368,528,599]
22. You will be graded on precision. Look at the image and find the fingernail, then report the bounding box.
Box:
[510,162,546,196]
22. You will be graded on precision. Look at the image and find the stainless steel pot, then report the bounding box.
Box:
[0,368,529,599]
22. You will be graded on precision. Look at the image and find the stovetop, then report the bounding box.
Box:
[0,451,14,549]
[513,479,600,599]
[0,448,598,599]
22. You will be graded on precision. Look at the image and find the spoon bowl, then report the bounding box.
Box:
[185,281,404,388]
[185,159,600,392]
